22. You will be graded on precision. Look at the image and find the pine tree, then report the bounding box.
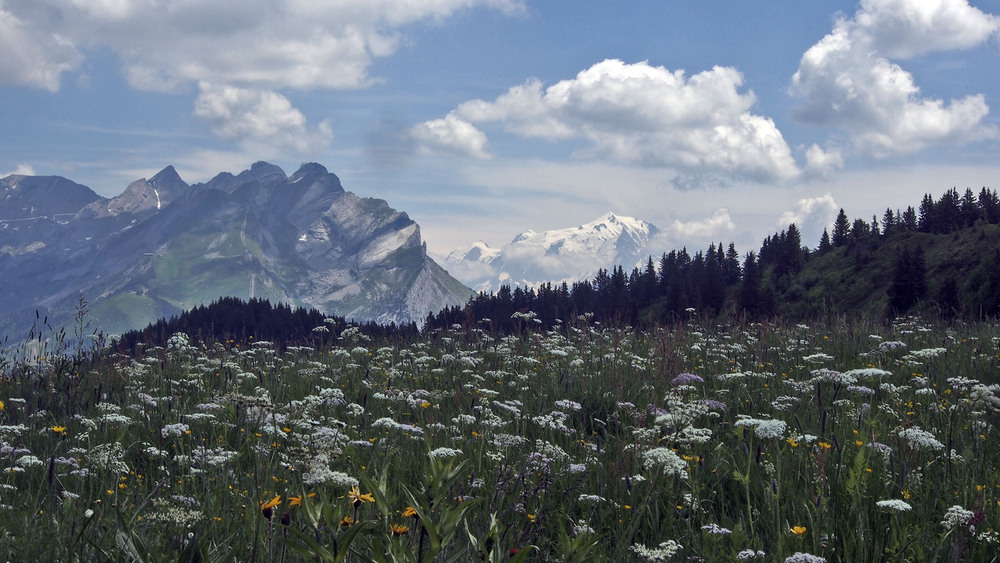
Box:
[818,228,832,252]
[881,208,896,236]
[832,209,850,246]
[902,206,918,231]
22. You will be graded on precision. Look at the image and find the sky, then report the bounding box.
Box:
[2,0,1000,256]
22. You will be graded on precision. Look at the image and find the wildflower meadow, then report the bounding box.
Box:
[1,314,998,561]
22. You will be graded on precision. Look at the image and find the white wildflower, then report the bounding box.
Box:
[429,447,463,459]
[940,505,975,531]
[735,418,787,439]
[161,423,189,438]
[630,540,682,561]
[641,447,687,477]
[898,427,944,451]
[876,499,912,512]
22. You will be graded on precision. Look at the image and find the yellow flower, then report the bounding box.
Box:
[817,442,832,450]
[51,425,67,436]
[791,526,807,535]
[786,438,799,448]
[348,485,375,507]
[261,495,281,519]
[340,516,356,528]
[526,514,536,523]
[288,495,302,507]
[390,523,409,536]
[403,506,418,518]
[0,399,5,411]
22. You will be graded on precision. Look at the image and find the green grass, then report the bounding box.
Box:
[0,315,998,561]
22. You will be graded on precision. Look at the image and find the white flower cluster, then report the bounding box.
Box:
[876,499,912,512]
[429,447,463,459]
[161,423,190,438]
[641,447,687,477]
[908,347,946,359]
[810,368,857,385]
[785,553,826,563]
[803,353,835,364]
[629,540,682,561]
[735,417,787,439]
[940,505,975,532]
[898,427,944,451]
[554,399,582,411]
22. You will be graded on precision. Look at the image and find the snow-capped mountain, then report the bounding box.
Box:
[441,212,660,292]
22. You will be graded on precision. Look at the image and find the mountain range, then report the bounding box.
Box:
[440,212,661,293]
[0,162,472,339]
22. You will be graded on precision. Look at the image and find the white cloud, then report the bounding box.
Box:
[667,209,736,240]
[803,144,844,178]
[416,59,803,187]
[776,194,839,245]
[1,0,522,150]
[410,115,492,159]
[1,162,37,177]
[791,0,999,156]
[0,4,81,91]
[193,83,333,154]
[854,0,1000,59]
[9,0,522,93]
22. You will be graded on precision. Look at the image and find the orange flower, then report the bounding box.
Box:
[288,495,302,507]
[348,485,375,507]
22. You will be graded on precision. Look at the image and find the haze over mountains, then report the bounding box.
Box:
[0,162,472,338]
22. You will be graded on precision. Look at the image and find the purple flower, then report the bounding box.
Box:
[699,399,728,411]
[672,372,704,386]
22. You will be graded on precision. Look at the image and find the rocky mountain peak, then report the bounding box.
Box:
[239,161,287,184]
[0,162,472,336]
[149,165,188,197]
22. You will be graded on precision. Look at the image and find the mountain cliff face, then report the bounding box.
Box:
[0,162,472,338]
[442,212,660,292]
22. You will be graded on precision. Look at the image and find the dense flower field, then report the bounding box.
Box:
[1,314,998,561]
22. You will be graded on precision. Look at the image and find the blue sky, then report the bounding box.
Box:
[2,0,1000,255]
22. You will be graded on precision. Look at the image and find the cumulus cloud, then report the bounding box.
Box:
[666,209,736,240]
[194,83,332,153]
[1,0,522,149]
[410,115,492,159]
[803,144,844,178]
[0,4,81,91]
[791,0,999,156]
[415,59,803,187]
[776,194,839,245]
[854,0,1000,59]
[6,0,523,92]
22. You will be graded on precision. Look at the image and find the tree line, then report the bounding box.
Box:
[425,186,1000,332]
